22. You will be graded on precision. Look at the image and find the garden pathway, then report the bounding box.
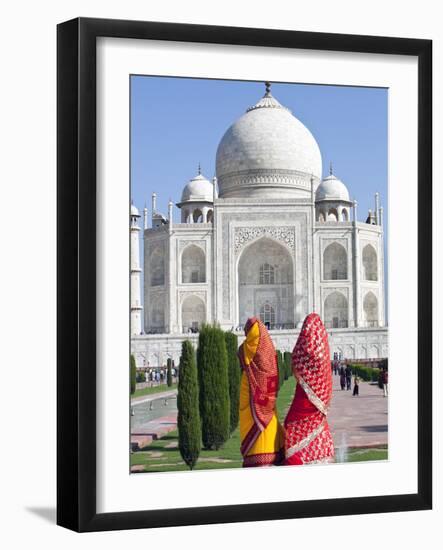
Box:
[130,375,388,452]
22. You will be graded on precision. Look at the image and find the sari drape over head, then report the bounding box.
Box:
[238,317,284,467]
[284,313,335,465]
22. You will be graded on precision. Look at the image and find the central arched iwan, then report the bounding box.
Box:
[237,237,294,329]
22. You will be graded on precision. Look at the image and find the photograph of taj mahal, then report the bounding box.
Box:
[130,78,388,369]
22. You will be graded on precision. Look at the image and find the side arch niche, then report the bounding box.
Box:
[150,246,165,287]
[181,294,206,333]
[362,244,378,281]
[181,244,206,284]
[363,291,379,327]
[323,242,348,280]
[324,291,348,328]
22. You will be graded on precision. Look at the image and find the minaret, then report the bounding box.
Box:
[168,199,173,234]
[130,204,143,335]
[375,192,380,225]
[212,176,217,202]
[143,203,148,230]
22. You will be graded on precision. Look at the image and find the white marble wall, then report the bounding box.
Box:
[140,196,386,363]
[131,327,388,368]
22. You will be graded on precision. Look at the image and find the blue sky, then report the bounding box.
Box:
[131,76,388,310]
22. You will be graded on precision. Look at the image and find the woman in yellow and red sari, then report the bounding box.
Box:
[238,317,284,467]
[284,313,335,465]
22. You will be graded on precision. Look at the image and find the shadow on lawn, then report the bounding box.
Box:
[360,424,388,432]
[139,442,178,453]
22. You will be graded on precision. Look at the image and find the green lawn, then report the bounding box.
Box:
[132,383,177,399]
[131,377,295,473]
[346,446,388,462]
[130,376,388,472]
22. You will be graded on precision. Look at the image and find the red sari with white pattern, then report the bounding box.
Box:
[284,313,335,465]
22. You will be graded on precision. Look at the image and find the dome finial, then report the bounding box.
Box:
[265,81,271,96]
[198,162,201,175]
[329,161,333,176]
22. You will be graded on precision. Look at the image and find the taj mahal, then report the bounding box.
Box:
[130,83,388,368]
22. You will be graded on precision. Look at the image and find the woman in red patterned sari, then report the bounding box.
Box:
[284,313,335,465]
[238,317,284,467]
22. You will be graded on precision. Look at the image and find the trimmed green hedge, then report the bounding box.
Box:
[348,364,380,383]
[225,331,241,434]
[284,351,292,380]
[167,357,173,387]
[276,350,285,389]
[130,354,137,394]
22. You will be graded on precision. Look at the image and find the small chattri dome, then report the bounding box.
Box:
[316,173,350,202]
[180,170,214,204]
[131,204,140,216]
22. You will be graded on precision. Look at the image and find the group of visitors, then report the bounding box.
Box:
[238,313,334,467]
[144,367,177,386]
[333,358,389,398]
[334,363,360,396]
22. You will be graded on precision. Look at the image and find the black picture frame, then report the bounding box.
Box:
[57,17,432,532]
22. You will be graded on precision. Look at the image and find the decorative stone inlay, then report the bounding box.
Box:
[178,240,206,254]
[234,226,295,254]
[322,287,349,299]
[321,237,348,253]
[179,290,206,304]
[219,169,318,195]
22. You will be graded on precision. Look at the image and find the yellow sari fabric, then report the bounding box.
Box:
[239,321,284,466]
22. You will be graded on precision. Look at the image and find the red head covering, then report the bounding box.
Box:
[284,313,335,465]
[292,313,332,414]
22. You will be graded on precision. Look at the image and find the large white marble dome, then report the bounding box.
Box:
[215,85,322,199]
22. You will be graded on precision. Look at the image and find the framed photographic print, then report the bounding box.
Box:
[57,17,432,532]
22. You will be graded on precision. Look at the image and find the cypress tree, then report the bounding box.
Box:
[277,350,285,389]
[284,351,292,380]
[224,331,241,434]
[197,325,230,450]
[167,357,173,387]
[177,340,201,470]
[130,354,137,395]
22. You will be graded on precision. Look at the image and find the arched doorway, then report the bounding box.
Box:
[181,295,206,333]
[237,237,294,329]
[259,302,275,329]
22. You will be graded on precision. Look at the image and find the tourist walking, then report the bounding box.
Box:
[382,368,388,397]
[339,365,346,390]
[284,313,335,465]
[238,317,284,467]
[353,374,360,396]
[345,364,352,390]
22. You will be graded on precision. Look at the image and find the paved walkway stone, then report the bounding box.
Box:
[328,375,388,449]
[131,389,177,405]
[131,375,388,453]
[131,414,177,451]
